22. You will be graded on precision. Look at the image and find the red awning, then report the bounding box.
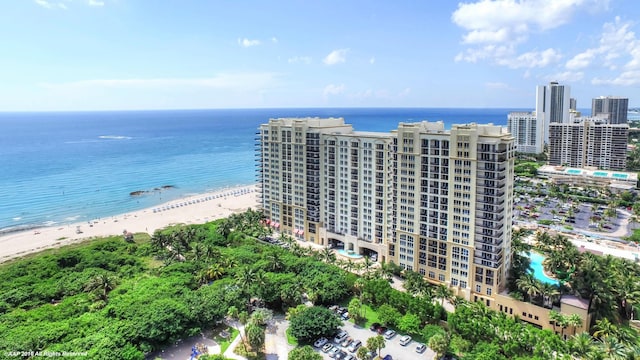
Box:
[300,230,304,235]
[265,219,271,225]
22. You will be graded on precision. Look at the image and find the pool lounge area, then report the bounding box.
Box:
[528,252,559,286]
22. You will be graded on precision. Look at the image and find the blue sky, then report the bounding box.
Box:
[2,0,640,111]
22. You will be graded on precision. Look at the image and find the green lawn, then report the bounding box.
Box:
[285,328,298,346]
[215,327,239,354]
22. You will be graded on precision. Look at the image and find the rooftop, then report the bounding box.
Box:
[561,295,590,310]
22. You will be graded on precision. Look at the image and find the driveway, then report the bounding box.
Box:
[264,315,294,360]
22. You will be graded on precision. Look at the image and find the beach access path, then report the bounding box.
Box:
[0,185,259,263]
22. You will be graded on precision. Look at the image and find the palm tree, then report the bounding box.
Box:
[362,256,374,278]
[85,274,118,302]
[566,313,583,336]
[615,276,640,320]
[593,318,618,339]
[205,263,225,281]
[569,332,595,359]
[598,337,628,360]
[538,282,560,308]
[366,335,385,359]
[217,219,232,239]
[265,252,284,272]
[435,284,454,307]
[516,274,540,303]
[320,247,336,264]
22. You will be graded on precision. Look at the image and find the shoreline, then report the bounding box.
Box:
[0,185,259,264]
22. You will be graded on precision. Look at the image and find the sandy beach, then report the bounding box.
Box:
[0,185,259,263]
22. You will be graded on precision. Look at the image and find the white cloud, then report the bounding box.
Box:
[593,70,640,86]
[451,0,607,68]
[238,38,261,48]
[35,0,53,8]
[288,56,312,64]
[565,17,640,85]
[323,84,345,97]
[271,37,278,43]
[566,50,597,70]
[40,73,279,91]
[88,0,104,6]
[323,49,349,65]
[497,48,562,68]
[369,57,375,64]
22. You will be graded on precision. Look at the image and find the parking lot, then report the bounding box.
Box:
[312,319,436,360]
[514,196,626,233]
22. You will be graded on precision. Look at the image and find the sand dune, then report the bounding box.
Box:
[0,185,259,263]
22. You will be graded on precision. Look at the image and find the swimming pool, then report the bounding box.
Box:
[566,169,582,175]
[527,252,559,286]
[593,171,608,177]
[612,173,628,179]
[337,249,363,259]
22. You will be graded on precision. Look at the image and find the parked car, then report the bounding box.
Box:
[328,346,341,358]
[344,355,355,360]
[376,326,388,335]
[416,343,427,353]
[348,340,362,353]
[382,355,392,360]
[335,350,348,360]
[399,335,412,346]
[341,312,350,320]
[383,329,397,339]
[314,337,328,348]
[322,343,333,353]
[341,336,353,347]
[369,322,381,331]
[334,330,348,344]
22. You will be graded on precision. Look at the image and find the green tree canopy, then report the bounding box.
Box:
[289,345,323,360]
[288,306,342,344]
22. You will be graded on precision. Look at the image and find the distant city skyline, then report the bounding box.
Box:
[2,0,640,111]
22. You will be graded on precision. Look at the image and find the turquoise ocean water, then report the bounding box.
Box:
[0,108,517,233]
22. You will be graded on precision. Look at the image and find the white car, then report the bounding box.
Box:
[334,330,348,344]
[314,337,328,348]
[383,329,396,339]
[328,346,341,358]
[399,335,412,346]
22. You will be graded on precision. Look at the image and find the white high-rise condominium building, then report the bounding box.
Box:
[537,82,571,143]
[507,111,543,154]
[548,118,628,171]
[592,96,629,124]
[257,117,515,304]
[392,122,515,303]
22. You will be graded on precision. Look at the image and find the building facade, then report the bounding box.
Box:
[391,122,515,304]
[548,119,628,171]
[507,111,543,154]
[537,82,571,144]
[592,96,629,124]
[256,116,590,334]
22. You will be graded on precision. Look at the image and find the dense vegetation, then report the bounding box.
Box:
[0,210,354,359]
[1,209,639,360]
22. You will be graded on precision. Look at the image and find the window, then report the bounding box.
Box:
[486,288,492,296]
[438,274,445,282]
[475,285,481,293]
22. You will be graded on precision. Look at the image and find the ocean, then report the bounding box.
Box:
[0,108,517,233]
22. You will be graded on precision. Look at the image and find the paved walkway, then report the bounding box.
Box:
[223,324,248,360]
[264,315,293,360]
